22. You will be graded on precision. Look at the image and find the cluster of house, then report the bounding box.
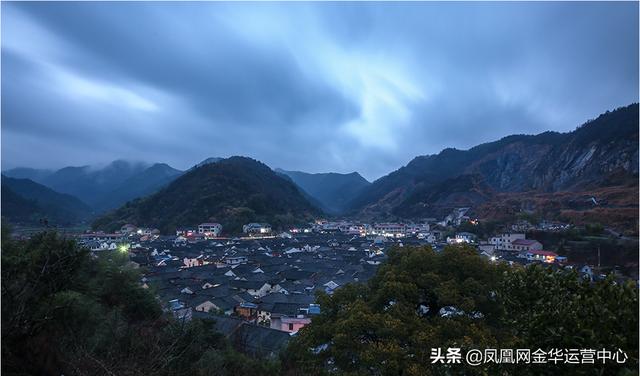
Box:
[172,222,273,242]
[75,213,627,359]
[311,220,432,239]
[481,232,566,263]
[442,231,566,264]
[120,232,424,357]
[77,224,164,251]
[511,219,572,232]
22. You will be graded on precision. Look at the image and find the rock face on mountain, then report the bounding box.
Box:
[276,169,370,214]
[1,175,93,225]
[92,157,320,234]
[349,104,639,223]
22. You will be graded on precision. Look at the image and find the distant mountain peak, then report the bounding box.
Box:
[93,156,319,234]
[193,157,223,169]
[277,169,371,214]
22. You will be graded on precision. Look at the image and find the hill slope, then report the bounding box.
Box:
[276,169,370,214]
[2,167,53,183]
[349,104,639,226]
[41,160,151,210]
[5,160,185,213]
[1,175,93,224]
[93,157,320,234]
[93,163,183,211]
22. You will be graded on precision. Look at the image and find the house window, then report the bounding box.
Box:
[288,323,294,331]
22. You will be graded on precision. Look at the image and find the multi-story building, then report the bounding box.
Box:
[489,233,543,252]
[489,233,526,251]
[373,223,406,237]
[198,223,222,237]
[406,223,430,234]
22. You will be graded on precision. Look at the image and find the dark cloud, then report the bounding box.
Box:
[1,2,637,180]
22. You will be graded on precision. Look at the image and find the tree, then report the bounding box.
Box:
[285,245,638,376]
[286,245,512,375]
[498,264,638,375]
[1,229,280,376]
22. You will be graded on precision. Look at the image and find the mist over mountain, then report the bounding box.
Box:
[1,175,93,224]
[276,169,370,214]
[93,156,320,234]
[1,167,53,183]
[4,160,184,213]
[4,105,637,231]
[93,163,183,211]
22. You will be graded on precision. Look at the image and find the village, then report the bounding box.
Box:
[70,207,620,358]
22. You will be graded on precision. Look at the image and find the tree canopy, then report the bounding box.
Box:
[285,244,638,375]
[1,228,280,376]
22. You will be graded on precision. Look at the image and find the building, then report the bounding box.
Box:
[176,228,196,237]
[243,223,272,235]
[198,223,222,237]
[447,232,476,244]
[489,233,526,251]
[417,232,437,243]
[373,223,406,237]
[510,239,543,252]
[120,224,138,233]
[271,315,311,333]
[406,223,430,235]
[224,256,248,265]
[235,302,259,322]
[521,250,558,263]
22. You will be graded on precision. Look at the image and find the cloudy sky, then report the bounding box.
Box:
[1,2,638,180]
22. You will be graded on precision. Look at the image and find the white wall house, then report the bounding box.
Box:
[243,223,272,234]
[489,233,526,251]
[198,223,222,237]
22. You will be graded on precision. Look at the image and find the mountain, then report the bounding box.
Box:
[94,163,183,210]
[2,167,53,183]
[40,160,150,208]
[192,157,222,169]
[1,175,93,224]
[1,185,42,223]
[274,172,328,212]
[92,156,320,234]
[276,169,370,214]
[349,104,639,228]
[5,160,185,213]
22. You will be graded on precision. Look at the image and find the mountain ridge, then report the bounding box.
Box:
[92,156,321,234]
[1,175,93,224]
[275,169,370,214]
[4,160,185,213]
[349,103,638,227]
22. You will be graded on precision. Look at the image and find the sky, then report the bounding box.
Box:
[1,2,638,181]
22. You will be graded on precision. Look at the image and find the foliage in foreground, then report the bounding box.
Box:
[1,229,279,376]
[285,245,638,376]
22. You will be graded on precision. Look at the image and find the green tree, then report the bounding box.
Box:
[285,245,639,376]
